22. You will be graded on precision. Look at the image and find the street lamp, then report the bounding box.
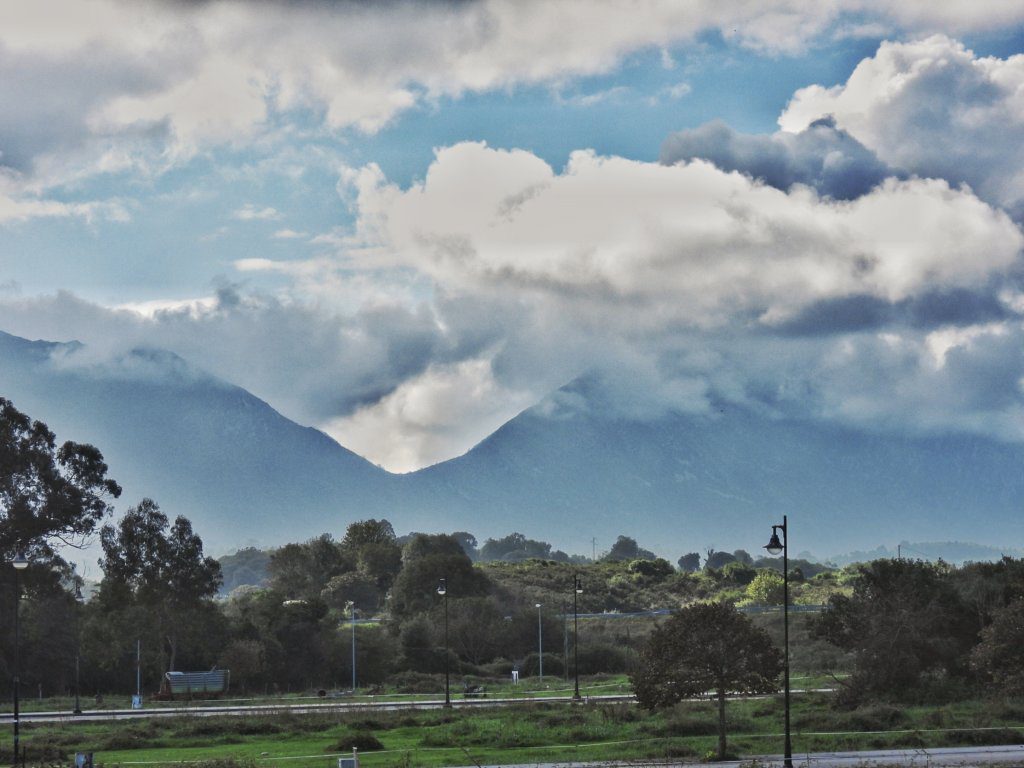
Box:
[11,552,29,768]
[535,603,543,683]
[573,574,583,701]
[349,603,357,693]
[437,577,450,708]
[764,516,793,768]
[73,583,83,716]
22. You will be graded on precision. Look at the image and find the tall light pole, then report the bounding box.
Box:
[73,584,82,716]
[11,552,28,768]
[562,602,569,682]
[764,516,792,768]
[350,603,357,693]
[573,574,582,701]
[535,603,543,683]
[436,577,450,708]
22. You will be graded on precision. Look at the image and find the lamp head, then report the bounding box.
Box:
[12,552,28,570]
[764,528,784,556]
[436,577,447,596]
[574,575,583,594]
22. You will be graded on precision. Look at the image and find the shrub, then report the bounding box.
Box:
[481,658,515,676]
[522,652,565,677]
[846,704,905,731]
[329,731,385,751]
[577,642,628,674]
[628,558,675,582]
[386,671,444,693]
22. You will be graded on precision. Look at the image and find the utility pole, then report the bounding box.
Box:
[562,602,569,681]
[591,537,596,562]
[535,604,543,682]
[136,639,142,704]
[351,604,357,692]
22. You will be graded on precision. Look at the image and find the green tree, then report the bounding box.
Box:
[627,558,675,582]
[479,532,554,562]
[722,561,757,586]
[705,550,737,570]
[603,535,655,562]
[355,541,402,594]
[0,397,121,558]
[745,570,785,605]
[98,499,223,677]
[677,552,701,572]
[341,519,396,549]
[321,571,379,612]
[218,547,271,593]
[814,559,977,704]
[390,534,490,618]
[971,598,1024,695]
[450,531,479,561]
[268,534,352,600]
[954,557,1024,626]
[632,602,782,759]
[733,549,754,565]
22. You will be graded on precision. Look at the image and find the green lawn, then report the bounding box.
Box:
[0,676,635,715]
[8,692,1024,767]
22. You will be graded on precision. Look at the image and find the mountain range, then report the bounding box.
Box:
[0,329,1022,560]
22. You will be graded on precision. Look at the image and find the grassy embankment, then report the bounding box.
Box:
[8,690,1024,767]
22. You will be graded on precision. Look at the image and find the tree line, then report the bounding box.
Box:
[3,395,1024,717]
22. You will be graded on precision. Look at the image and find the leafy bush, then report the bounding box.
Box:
[628,558,675,582]
[522,651,565,676]
[481,657,515,676]
[845,704,905,730]
[329,730,385,751]
[386,671,444,693]
[722,561,757,586]
[577,643,628,674]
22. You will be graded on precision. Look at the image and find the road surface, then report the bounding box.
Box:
[451,744,1024,767]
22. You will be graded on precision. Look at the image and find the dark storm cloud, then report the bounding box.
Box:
[659,117,900,200]
[771,288,1014,336]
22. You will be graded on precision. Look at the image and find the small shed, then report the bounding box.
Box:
[164,669,230,697]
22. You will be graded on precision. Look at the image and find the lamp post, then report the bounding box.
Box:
[11,552,28,768]
[764,516,792,768]
[562,602,569,682]
[436,577,450,708]
[573,574,582,701]
[535,603,543,683]
[73,584,83,716]
[350,603,357,693]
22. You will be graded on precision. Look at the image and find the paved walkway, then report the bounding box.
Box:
[449,745,1024,768]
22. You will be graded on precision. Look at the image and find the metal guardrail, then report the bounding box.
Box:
[566,604,825,619]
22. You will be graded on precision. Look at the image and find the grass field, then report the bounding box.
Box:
[6,688,1024,767]
[0,675,639,714]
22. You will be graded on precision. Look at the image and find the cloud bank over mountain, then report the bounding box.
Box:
[2,5,1024,472]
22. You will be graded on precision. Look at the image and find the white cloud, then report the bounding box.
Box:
[115,296,218,319]
[779,35,1024,213]
[0,178,130,225]
[232,204,281,221]
[352,142,1022,327]
[664,82,692,100]
[326,357,537,472]
[5,2,1024,189]
[562,86,631,108]
[272,229,308,240]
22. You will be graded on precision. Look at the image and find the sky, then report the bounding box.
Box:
[2,1,1024,472]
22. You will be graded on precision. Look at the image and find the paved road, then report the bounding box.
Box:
[451,744,1024,767]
